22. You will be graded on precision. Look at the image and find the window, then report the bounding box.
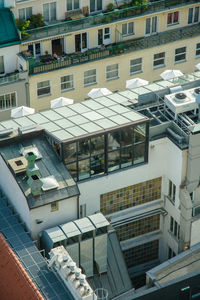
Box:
[0,56,4,74]
[84,69,96,86]
[67,0,79,11]
[168,179,176,203]
[80,204,86,218]
[188,7,200,24]
[0,92,16,110]
[145,16,157,35]
[122,22,134,36]
[37,80,51,97]
[43,2,56,22]
[167,11,179,25]
[98,28,111,46]
[153,52,165,68]
[169,216,180,239]
[28,43,41,58]
[18,7,32,20]
[90,0,102,13]
[130,58,142,75]
[168,246,176,259]
[61,75,74,91]
[175,47,186,63]
[51,201,59,211]
[196,43,200,57]
[106,64,119,80]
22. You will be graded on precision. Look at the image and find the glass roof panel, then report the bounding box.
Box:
[180,74,199,82]
[109,115,130,125]
[68,115,89,125]
[98,107,116,117]
[54,118,74,129]
[156,80,174,88]
[119,90,139,99]
[168,77,187,85]
[1,120,19,129]
[94,97,116,107]
[51,129,73,141]
[54,106,77,117]
[145,83,164,92]
[107,94,129,103]
[41,122,61,132]
[28,113,49,124]
[80,122,102,133]
[66,126,87,137]
[191,71,200,78]
[83,111,104,121]
[95,118,117,129]
[83,100,104,110]
[40,110,62,121]
[131,87,150,95]
[70,103,91,114]
[14,117,35,127]
[122,111,144,122]
[110,104,130,114]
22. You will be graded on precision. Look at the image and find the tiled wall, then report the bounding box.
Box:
[116,215,160,242]
[100,177,162,215]
[123,240,159,268]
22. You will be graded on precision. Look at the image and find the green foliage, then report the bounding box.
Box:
[107,3,115,11]
[30,14,45,28]
[16,19,30,31]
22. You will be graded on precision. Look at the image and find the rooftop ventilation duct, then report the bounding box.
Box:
[26,152,42,196]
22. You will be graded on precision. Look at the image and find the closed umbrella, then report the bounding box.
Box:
[88,88,112,99]
[160,69,183,80]
[126,78,149,89]
[51,97,74,108]
[11,106,35,118]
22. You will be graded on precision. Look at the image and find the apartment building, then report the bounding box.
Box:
[1,72,200,284]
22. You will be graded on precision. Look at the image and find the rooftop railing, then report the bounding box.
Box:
[0,73,19,85]
[21,0,196,42]
[25,22,200,75]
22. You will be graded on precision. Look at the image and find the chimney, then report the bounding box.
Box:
[26,152,42,196]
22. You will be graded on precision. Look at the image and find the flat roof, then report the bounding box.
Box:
[0,8,20,47]
[0,134,79,209]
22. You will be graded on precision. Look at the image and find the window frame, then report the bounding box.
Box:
[66,0,80,11]
[145,16,158,35]
[84,69,97,86]
[60,74,74,92]
[0,92,17,111]
[167,11,179,26]
[43,2,57,22]
[188,6,200,24]
[174,46,186,63]
[122,21,135,37]
[168,179,176,204]
[196,43,200,58]
[0,55,5,75]
[37,80,51,97]
[106,63,119,81]
[51,201,59,212]
[169,216,180,240]
[18,7,33,20]
[153,52,165,69]
[130,57,143,75]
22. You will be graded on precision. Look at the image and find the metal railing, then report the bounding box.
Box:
[21,0,196,42]
[0,73,19,85]
[26,23,200,75]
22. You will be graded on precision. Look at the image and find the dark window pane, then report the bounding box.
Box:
[121,146,132,168]
[78,140,90,159]
[134,124,146,143]
[134,143,145,164]
[108,131,120,151]
[66,162,77,180]
[121,127,133,147]
[91,135,104,155]
[108,150,120,172]
[78,159,90,180]
[64,143,77,163]
[91,154,104,176]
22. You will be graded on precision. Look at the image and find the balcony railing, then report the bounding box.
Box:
[0,73,19,85]
[21,0,196,42]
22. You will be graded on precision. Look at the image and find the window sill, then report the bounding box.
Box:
[130,70,143,75]
[61,88,74,93]
[153,64,165,70]
[106,76,119,81]
[122,33,135,37]
[84,82,97,87]
[174,59,186,64]
[37,93,51,98]
[167,22,179,27]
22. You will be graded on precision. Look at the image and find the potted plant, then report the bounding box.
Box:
[107,3,115,11]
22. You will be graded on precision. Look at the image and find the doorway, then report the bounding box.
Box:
[75,33,87,52]
[52,38,64,55]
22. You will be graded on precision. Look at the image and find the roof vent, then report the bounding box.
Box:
[194,88,200,96]
[8,156,27,174]
[20,145,42,160]
[41,176,59,191]
[26,152,42,196]
[174,92,188,103]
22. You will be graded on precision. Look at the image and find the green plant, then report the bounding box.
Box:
[107,3,115,11]
[102,15,111,23]
[30,14,45,28]
[16,19,30,31]
[123,1,129,8]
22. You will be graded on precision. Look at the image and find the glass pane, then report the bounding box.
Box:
[90,0,95,12]
[66,162,77,180]
[121,146,132,168]
[122,24,127,35]
[134,143,145,164]
[43,3,49,21]
[67,0,72,10]
[0,56,4,74]
[64,142,77,163]
[97,0,102,10]
[78,140,90,159]
[152,16,157,33]
[108,150,120,172]
[19,8,25,20]
[74,0,79,9]
[121,127,133,147]
[26,7,32,19]
[188,8,193,24]
[128,22,134,34]
[91,135,104,155]
[145,18,150,34]
[78,159,90,180]
[82,33,87,49]
[108,131,120,150]
[134,124,146,143]
[91,154,104,176]
[50,2,56,20]
[35,43,41,55]
[194,7,199,23]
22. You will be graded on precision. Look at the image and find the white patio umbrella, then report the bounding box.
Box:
[160,69,183,80]
[126,78,149,89]
[88,88,112,99]
[195,63,200,70]
[11,106,35,118]
[50,97,74,108]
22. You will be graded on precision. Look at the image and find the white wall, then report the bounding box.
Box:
[0,45,19,74]
[191,219,200,247]
[30,195,78,240]
[0,155,30,230]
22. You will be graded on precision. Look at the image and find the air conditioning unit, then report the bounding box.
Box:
[8,156,27,174]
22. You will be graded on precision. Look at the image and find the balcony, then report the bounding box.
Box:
[24,23,200,75]
[0,72,20,85]
[20,0,196,43]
